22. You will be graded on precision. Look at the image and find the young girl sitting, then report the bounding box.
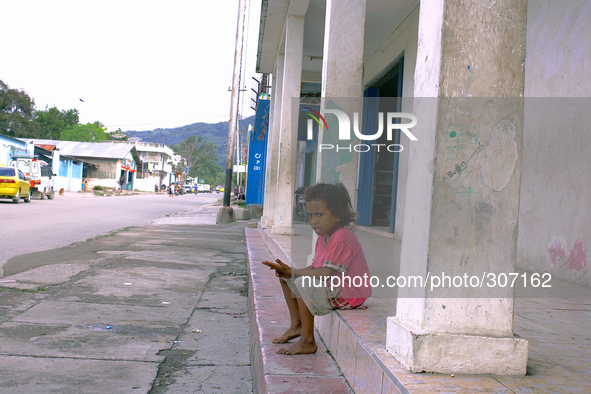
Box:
[262,182,372,355]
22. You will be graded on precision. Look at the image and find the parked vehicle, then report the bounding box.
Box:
[0,166,32,204]
[203,184,211,193]
[37,162,55,199]
[184,180,197,194]
[9,156,54,200]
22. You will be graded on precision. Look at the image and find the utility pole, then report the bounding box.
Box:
[222,0,247,208]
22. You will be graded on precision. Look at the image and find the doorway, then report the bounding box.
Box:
[357,58,404,231]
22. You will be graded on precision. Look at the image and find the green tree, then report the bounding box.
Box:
[195,158,224,185]
[61,121,108,142]
[0,80,39,138]
[173,136,222,184]
[35,106,79,139]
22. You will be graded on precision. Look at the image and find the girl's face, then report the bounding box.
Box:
[306,199,341,237]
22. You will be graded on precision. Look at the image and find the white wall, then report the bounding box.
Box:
[524,0,591,97]
[135,176,158,192]
[53,176,70,193]
[517,0,591,285]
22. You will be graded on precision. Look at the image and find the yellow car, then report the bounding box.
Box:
[0,166,31,203]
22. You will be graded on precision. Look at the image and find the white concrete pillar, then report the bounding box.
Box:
[271,15,304,235]
[321,0,366,99]
[296,141,306,188]
[261,57,284,228]
[386,0,529,375]
[52,149,61,178]
[317,0,366,210]
[306,0,366,263]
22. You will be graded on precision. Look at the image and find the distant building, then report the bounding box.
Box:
[21,139,179,192]
[4,135,81,192]
[22,139,141,191]
[132,142,175,189]
[0,135,30,165]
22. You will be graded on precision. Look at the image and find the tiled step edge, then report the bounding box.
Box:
[254,224,410,394]
[315,311,410,394]
[245,227,353,393]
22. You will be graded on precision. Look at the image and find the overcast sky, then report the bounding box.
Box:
[1,0,260,132]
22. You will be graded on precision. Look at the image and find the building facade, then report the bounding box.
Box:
[132,142,175,191]
[23,140,141,192]
[256,0,590,375]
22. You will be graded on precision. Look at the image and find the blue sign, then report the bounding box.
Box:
[245,99,270,205]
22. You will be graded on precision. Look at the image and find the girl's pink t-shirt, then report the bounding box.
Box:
[313,226,372,307]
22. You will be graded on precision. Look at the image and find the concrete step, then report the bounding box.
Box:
[252,223,407,394]
[245,228,353,393]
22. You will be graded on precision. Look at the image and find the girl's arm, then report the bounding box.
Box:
[292,265,335,279]
[262,259,336,279]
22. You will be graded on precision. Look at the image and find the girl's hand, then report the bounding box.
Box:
[262,259,292,279]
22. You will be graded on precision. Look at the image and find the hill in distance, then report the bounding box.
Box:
[123,116,255,167]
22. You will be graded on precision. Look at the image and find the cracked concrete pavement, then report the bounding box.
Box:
[0,205,253,393]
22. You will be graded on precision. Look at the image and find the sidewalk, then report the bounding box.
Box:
[0,205,253,393]
[247,221,591,393]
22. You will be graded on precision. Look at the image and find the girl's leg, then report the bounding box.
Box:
[272,278,302,343]
[276,296,317,354]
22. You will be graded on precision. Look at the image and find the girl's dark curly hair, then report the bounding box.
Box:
[303,182,357,230]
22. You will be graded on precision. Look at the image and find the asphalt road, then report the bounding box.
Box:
[0,192,221,276]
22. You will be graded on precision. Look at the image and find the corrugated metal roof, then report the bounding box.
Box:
[24,140,135,159]
[61,141,134,159]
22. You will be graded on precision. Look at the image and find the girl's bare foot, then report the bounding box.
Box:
[276,338,317,355]
[272,326,302,343]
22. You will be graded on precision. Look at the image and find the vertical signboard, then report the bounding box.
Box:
[245,99,270,205]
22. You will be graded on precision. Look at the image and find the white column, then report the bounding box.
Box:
[321,0,366,99]
[261,59,283,228]
[317,0,366,209]
[52,149,61,178]
[271,15,304,235]
[307,0,366,263]
[386,0,529,375]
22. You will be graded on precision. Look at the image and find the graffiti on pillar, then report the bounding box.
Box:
[452,168,479,197]
[441,124,482,197]
[441,124,479,162]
